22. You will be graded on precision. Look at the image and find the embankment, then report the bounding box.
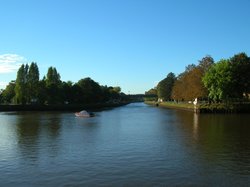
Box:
[145,101,250,113]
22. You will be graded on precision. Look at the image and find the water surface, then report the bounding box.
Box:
[0,103,249,186]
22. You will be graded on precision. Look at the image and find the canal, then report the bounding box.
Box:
[0,103,249,186]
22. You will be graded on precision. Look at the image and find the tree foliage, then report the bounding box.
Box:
[45,67,62,104]
[1,81,16,103]
[229,52,250,98]
[172,66,208,101]
[27,62,40,102]
[157,72,176,101]
[1,63,126,105]
[203,53,250,101]
[15,64,29,104]
[202,59,233,101]
[198,55,214,72]
[170,56,214,101]
[76,77,102,103]
[145,88,157,96]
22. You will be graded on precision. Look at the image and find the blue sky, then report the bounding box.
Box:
[0,0,250,94]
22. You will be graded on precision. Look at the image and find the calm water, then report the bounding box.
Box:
[0,103,249,186]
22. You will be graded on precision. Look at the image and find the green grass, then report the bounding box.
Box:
[145,101,250,113]
[145,101,195,111]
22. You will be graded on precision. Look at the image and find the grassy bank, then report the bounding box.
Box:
[145,101,195,112]
[145,101,250,113]
[0,102,129,112]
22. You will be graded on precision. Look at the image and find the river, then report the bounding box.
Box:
[0,103,249,186]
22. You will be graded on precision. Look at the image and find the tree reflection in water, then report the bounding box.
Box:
[15,112,62,161]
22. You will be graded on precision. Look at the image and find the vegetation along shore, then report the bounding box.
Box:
[0,63,132,111]
[145,52,250,113]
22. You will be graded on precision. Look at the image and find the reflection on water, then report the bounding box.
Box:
[193,113,199,139]
[0,104,250,186]
[14,113,62,161]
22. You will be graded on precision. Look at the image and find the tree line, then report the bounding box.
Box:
[0,63,126,105]
[146,52,250,102]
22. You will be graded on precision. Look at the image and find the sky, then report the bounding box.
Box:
[0,0,250,94]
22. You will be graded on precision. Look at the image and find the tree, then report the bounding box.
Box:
[27,62,39,103]
[1,81,16,103]
[198,55,214,72]
[229,52,250,98]
[46,67,61,86]
[157,72,176,101]
[61,81,74,103]
[77,77,102,103]
[15,64,29,104]
[202,59,233,101]
[37,77,47,104]
[113,86,121,94]
[171,77,185,101]
[186,67,208,99]
[185,64,196,72]
[171,56,214,102]
[172,66,208,101]
[45,67,62,104]
[145,88,157,96]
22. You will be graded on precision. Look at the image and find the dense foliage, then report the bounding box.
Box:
[157,72,176,101]
[146,53,250,102]
[203,53,250,101]
[0,63,125,105]
[172,56,214,101]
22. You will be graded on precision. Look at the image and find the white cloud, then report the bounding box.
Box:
[0,81,8,89]
[0,54,26,73]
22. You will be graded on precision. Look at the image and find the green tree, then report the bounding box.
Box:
[229,52,250,98]
[61,81,73,103]
[145,88,157,96]
[145,88,157,101]
[202,59,233,101]
[1,81,16,103]
[27,62,39,103]
[15,64,29,104]
[37,77,47,104]
[157,72,176,101]
[46,67,61,86]
[77,77,102,103]
[45,67,62,104]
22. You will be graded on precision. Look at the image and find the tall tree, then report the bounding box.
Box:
[27,62,40,103]
[45,67,62,104]
[46,67,61,86]
[15,64,29,104]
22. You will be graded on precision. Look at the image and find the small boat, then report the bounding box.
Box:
[75,110,94,118]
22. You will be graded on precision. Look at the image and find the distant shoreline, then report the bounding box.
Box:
[145,101,250,114]
[0,102,130,112]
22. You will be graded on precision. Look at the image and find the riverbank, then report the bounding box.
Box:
[0,102,129,112]
[145,101,195,112]
[145,101,250,113]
